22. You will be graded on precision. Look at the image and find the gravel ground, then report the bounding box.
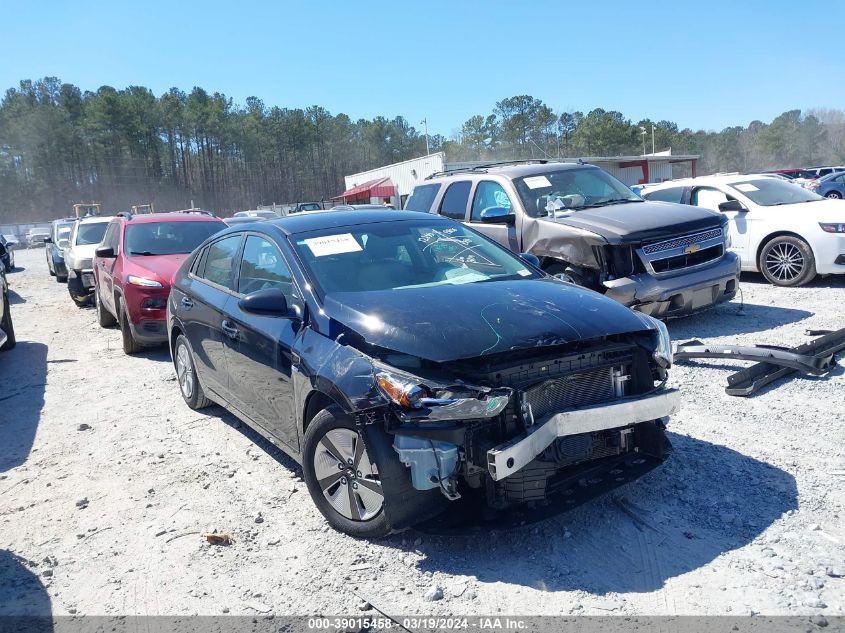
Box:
[1,248,843,618]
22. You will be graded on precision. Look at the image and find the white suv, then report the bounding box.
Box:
[641,175,845,286]
[64,216,112,305]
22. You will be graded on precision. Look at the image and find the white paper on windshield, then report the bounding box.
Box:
[303,233,362,257]
[523,175,552,189]
[735,183,759,192]
[517,269,531,277]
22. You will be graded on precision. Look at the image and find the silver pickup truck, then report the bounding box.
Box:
[406,160,740,318]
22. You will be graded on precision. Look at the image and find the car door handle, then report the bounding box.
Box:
[221,320,239,340]
[180,297,194,309]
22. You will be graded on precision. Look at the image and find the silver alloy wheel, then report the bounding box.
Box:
[313,428,384,521]
[175,343,194,399]
[826,191,841,199]
[765,242,805,282]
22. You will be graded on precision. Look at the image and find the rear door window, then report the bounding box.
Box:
[198,235,242,290]
[438,181,472,220]
[405,183,440,212]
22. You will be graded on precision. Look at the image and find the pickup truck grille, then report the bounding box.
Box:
[638,227,725,275]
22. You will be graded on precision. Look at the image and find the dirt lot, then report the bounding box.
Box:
[1,248,844,618]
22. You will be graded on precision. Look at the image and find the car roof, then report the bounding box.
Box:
[643,173,791,190]
[77,216,114,224]
[427,161,598,182]
[121,213,225,224]
[261,209,444,236]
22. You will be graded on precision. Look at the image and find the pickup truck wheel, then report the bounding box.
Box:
[303,408,390,538]
[95,288,117,327]
[759,236,816,287]
[1,292,15,351]
[545,263,587,287]
[119,302,144,355]
[173,334,213,409]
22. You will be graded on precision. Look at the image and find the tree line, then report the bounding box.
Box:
[1,78,843,223]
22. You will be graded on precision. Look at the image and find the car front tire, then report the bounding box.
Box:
[825,191,842,199]
[759,235,816,287]
[303,407,392,538]
[173,334,213,409]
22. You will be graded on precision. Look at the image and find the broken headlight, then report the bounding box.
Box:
[637,313,673,368]
[375,370,430,409]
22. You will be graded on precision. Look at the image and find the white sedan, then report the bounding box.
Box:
[641,175,845,286]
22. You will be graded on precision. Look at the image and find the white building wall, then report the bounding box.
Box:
[344,152,446,202]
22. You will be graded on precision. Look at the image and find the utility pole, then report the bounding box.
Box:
[640,126,647,156]
[421,118,430,155]
[651,124,656,155]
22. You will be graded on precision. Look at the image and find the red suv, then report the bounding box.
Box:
[93,212,226,354]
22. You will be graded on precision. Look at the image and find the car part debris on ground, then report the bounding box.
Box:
[674,327,845,395]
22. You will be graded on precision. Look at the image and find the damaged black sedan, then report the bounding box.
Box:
[167,210,679,537]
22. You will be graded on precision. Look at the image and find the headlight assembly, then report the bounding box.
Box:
[637,313,673,368]
[819,222,845,233]
[375,370,430,409]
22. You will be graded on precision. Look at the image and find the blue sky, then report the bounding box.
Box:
[1,0,841,136]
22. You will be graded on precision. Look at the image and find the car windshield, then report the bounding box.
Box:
[728,179,824,206]
[75,222,108,245]
[125,221,224,256]
[291,219,539,296]
[513,167,641,217]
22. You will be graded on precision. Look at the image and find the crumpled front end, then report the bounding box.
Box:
[356,325,678,511]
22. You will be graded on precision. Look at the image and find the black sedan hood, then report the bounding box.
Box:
[321,278,651,363]
[548,200,724,243]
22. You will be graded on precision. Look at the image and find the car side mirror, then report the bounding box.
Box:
[238,287,292,317]
[480,206,516,225]
[44,237,53,244]
[718,199,746,213]
[95,246,115,258]
[519,252,540,268]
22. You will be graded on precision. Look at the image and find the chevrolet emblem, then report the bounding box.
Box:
[684,243,701,254]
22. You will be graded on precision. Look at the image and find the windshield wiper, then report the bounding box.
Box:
[572,198,639,210]
[129,250,157,256]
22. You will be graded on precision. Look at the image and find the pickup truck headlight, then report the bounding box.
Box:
[819,222,845,233]
[127,275,163,288]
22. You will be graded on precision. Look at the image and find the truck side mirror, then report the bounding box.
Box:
[480,207,516,225]
[718,199,746,213]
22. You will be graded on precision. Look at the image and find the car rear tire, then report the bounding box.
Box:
[119,301,143,355]
[95,288,117,328]
[173,334,213,409]
[758,235,816,287]
[1,293,16,351]
[303,407,391,538]
[825,191,842,199]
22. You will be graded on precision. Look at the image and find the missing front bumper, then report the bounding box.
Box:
[486,389,680,481]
